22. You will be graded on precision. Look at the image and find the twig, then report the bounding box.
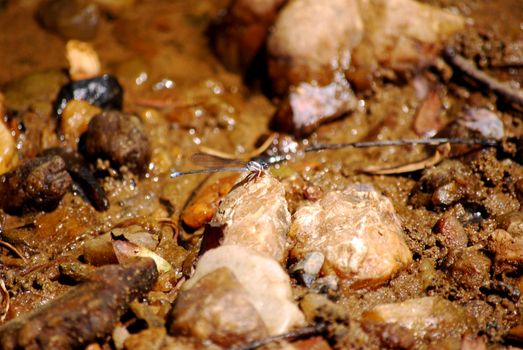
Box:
[361,143,451,174]
[157,218,180,241]
[198,133,277,160]
[0,279,10,322]
[229,324,324,350]
[443,47,523,111]
[304,137,498,152]
[0,239,26,262]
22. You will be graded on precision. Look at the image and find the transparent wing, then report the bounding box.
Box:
[190,152,246,168]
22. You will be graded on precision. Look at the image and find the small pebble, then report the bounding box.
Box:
[311,275,339,293]
[290,251,325,287]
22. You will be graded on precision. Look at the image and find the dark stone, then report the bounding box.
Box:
[0,155,72,214]
[54,75,123,117]
[41,148,109,211]
[37,0,100,40]
[82,110,150,174]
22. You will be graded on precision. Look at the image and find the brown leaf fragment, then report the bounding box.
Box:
[361,143,450,175]
[0,258,158,350]
[181,174,239,230]
[113,240,172,273]
[413,90,442,136]
[198,133,277,161]
[0,240,26,262]
[507,324,523,344]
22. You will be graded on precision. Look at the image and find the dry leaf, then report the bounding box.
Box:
[198,133,276,160]
[112,240,172,274]
[362,143,451,175]
[413,90,442,136]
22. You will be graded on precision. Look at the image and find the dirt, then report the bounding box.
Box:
[0,0,522,349]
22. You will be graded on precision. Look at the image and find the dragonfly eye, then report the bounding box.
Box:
[258,160,268,169]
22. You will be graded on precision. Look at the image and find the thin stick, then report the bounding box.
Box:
[0,239,26,262]
[304,137,498,152]
[443,47,523,111]
[0,279,10,322]
[199,133,277,160]
[229,325,323,350]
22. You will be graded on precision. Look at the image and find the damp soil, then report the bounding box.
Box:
[0,0,522,349]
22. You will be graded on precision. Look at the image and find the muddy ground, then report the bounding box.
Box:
[0,0,522,349]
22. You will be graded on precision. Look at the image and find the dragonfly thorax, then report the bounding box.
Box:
[246,160,267,173]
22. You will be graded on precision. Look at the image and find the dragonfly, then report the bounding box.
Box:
[170,152,288,179]
[170,137,500,178]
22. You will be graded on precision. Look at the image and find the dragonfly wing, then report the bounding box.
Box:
[190,152,246,168]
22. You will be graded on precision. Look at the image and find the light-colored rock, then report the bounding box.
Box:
[66,40,101,81]
[354,0,465,73]
[60,100,102,146]
[267,0,363,95]
[270,74,357,137]
[289,184,411,288]
[289,251,325,287]
[170,268,268,347]
[488,229,523,275]
[208,174,291,262]
[362,296,472,339]
[184,245,305,335]
[0,115,18,175]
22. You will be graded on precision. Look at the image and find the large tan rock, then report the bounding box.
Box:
[353,0,465,73]
[362,296,473,340]
[206,174,291,262]
[169,267,268,348]
[267,0,363,95]
[289,184,412,289]
[184,245,305,336]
